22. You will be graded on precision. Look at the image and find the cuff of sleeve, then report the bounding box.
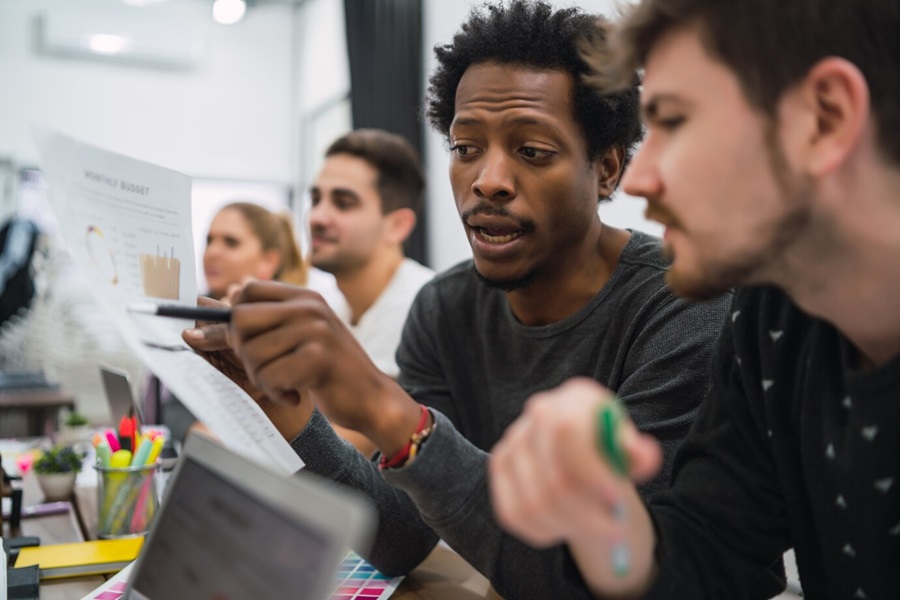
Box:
[289,408,358,478]
[381,410,485,524]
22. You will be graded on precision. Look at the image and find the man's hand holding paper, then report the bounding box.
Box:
[184,280,420,454]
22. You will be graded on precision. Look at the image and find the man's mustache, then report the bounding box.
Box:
[644,201,682,230]
[311,225,338,242]
[460,203,536,233]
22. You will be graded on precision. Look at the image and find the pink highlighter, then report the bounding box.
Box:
[104,430,121,453]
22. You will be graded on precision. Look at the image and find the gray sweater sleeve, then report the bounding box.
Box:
[289,408,439,576]
[383,411,595,600]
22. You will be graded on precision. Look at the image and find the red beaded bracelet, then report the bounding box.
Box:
[378,404,435,470]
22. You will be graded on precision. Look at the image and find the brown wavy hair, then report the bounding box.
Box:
[583,0,900,165]
[220,202,308,286]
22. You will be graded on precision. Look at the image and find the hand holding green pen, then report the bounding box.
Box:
[597,400,629,476]
[489,378,663,595]
[595,399,631,578]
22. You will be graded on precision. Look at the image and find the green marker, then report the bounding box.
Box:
[596,400,631,578]
[597,401,629,476]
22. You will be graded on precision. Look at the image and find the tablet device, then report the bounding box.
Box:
[125,434,375,600]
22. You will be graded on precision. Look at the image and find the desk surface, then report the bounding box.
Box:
[13,467,502,600]
[11,472,105,599]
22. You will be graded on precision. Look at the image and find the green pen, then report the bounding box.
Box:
[596,400,631,578]
[598,401,629,476]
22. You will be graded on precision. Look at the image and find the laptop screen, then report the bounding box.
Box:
[127,434,374,600]
[131,459,331,599]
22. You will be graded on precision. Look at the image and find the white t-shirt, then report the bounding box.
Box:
[335,259,434,378]
[306,267,349,316]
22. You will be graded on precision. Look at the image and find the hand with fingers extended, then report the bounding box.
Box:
[488,378,662,597]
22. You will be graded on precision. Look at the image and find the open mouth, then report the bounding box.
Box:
[476,227,525,243]
[462,205,535,250]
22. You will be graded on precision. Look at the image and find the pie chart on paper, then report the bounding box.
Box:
[85,225,119,285]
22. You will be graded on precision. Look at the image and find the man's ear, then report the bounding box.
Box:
[594,145,625,199]
[789,57,870,176]
[384,208,417,244]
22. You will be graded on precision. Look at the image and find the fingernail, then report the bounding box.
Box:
[184,328,205,340]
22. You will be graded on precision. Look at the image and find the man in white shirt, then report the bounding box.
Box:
[309,130,434,454]
[309,129,434,379]
[162,130,432,450]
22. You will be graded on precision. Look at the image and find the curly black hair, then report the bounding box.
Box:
[426,0,643,167]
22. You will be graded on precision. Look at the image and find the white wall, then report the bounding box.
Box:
[421,0,659,272]
[0,0,658,275]
[0,0,295,182]
[0,0,298,416]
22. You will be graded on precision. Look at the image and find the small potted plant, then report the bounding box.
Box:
[58,410,91,445]
[33,446,84,501]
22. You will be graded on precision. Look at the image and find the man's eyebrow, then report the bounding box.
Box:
[309,186,360,202]
[507,115,554,128]
[641,93,687,121]
[331,187,361,201]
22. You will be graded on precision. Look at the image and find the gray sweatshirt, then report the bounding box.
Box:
[292,231,731,599]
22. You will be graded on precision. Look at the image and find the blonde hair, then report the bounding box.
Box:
[219,202,308,287]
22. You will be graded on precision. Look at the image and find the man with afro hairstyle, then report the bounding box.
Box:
[185,1,730,598]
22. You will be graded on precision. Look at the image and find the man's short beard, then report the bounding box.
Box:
[667,121,812,301]
[312,257,358,278]
[473,265,538,292]
[665,252,756,301]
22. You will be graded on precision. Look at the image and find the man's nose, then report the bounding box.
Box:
[309,201,331,227]
[621,144,661,201]
[472,150,516,202]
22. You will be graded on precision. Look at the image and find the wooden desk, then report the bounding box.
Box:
[66,470,504,599]
[7,471,105,599]
[393,544,504,600]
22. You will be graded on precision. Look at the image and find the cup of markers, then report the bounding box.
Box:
[93,429,166,539]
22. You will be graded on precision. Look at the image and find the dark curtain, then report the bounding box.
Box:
[343,0,428,266]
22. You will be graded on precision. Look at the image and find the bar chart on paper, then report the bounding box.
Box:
[139,248,181,300]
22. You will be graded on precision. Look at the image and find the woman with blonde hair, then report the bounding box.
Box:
[147,201,308,441]
[202,201,307,298]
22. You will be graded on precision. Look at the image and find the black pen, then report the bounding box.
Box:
[127,302,232,323]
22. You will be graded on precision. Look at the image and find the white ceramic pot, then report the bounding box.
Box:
[36,471,77,501]
[57,425,91,446]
